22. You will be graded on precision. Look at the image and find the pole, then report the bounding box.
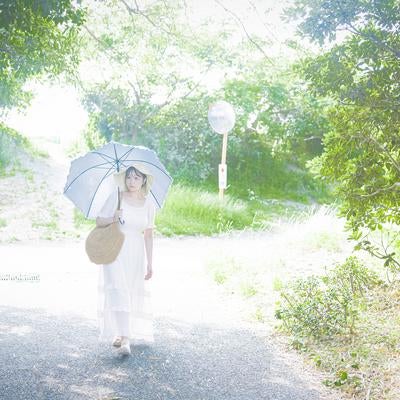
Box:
[219,131,228,201]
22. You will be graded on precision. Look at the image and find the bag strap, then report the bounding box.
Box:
[117,187,121,211]
[116,187,125,225]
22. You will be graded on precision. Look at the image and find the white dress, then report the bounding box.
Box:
[96,190,155,344]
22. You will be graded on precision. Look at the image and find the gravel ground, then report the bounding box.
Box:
[0,239,346,400]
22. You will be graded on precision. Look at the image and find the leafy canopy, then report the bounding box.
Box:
[287,0,400,268]
[0,0,85,109]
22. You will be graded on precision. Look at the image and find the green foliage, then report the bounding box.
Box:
[70,183,299,237]
[0,122,38,171]
[353,226,400,279]
[0,0,85,109]
[223,65,330,163]
[217,63,332,200]
[79,0,235,142]
[142,92,221,183]
[276,256,381,338]
[73,208,95,231]
[155,183,298,236]
[77,0,332,202]
[156,184,256,236]
[0,123,26,170]
[286,0,400,47]
[287,0,400,267]
[292,280,400,398]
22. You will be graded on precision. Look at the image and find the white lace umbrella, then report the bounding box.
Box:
[63,141,172,219]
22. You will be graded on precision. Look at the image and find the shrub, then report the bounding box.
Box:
[275,256,381,338]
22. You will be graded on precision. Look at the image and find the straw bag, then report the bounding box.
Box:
[85,189,125,265]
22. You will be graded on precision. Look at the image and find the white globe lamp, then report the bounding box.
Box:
[208,101,236,200]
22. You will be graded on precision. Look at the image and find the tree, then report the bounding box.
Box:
[77,0,254,185]
[78,0,330,200]
[286,0,400,270]
[78,0,236,141]
[0,0,85,109]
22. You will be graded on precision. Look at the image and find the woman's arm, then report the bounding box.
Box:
[144,228,153,280]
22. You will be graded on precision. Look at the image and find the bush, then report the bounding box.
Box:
[275,256,381,338]
[0,123,46,173]
[0,123,29,171]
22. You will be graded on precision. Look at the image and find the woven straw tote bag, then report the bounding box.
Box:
[85,189,125,265]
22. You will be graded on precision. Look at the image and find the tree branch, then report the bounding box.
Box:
[362,134,400,174]
[142,62,214,121]
[357,182,400,198]
[247,0,279,45]
[214,0,274,65]
[118,0,176,37]
[335,0,400,59]
[127,80,141,105]
[83,25,128,63]
[338,99,400,110]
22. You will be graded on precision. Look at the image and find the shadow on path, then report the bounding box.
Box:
[0,305,325,400]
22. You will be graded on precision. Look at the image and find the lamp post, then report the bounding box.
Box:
[208,101,236,201]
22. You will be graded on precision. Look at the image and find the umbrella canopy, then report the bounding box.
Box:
[63,141,172,219]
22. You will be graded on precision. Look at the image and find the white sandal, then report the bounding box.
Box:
[112,337,122,347]
[118,338,131,355]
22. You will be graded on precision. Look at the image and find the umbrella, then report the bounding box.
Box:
[63,141,172,219]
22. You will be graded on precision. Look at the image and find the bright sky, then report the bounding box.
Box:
[5,82,88,146]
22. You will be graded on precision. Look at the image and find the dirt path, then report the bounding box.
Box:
[0,237,348,400]
[0,137,79,243]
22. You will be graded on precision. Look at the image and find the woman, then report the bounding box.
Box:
[96,162,156,355]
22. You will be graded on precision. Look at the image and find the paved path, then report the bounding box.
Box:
[0,238,343,400]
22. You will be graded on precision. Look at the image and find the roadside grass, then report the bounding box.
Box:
[206,255,268,323]
[207,256,261,296]
[30,202,62,240]
[305,227,400,399]
[290,281,400,400]
[73,208,96,231]
[0,123,48,175]
[155,184,301,236]
[201,207,400,399]
[288,204,345,253]
[198,159,333,205]
[72,184,301,237]
[203,205,349,324]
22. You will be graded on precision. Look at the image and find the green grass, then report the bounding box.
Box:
[156,183,299,236]
[197,161,334,205]
[205,254,269,324]
[31,219,58,230]
[207,256,245,288]
[0,123,48,176]
[73,208,96,231]
[69,183,308,238]
[294,281,400,399]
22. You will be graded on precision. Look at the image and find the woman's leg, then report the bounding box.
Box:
[113,311,131,355]
[113,311,130,337]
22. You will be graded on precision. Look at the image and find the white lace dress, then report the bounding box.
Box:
[96,190,155,344]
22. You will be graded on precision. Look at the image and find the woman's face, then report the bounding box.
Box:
[125,170,144,192]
